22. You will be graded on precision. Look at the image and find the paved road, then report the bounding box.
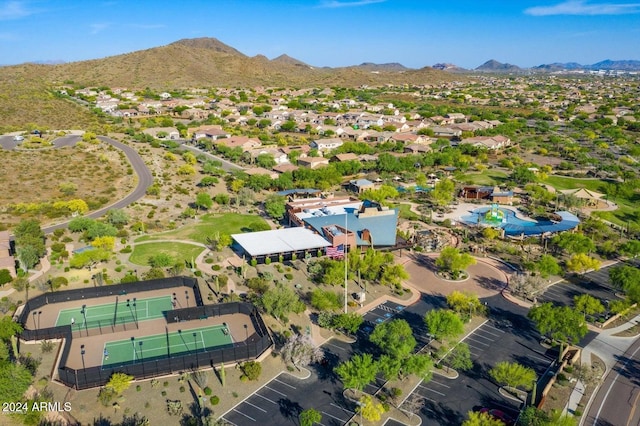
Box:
[8,134,154,234]
[584,335,640,426]
[178,141,244,172]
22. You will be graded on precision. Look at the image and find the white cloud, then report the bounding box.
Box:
[0,1,33,20]
[318,0,386,8]
[525,0,640,16]
[90,23,110,34]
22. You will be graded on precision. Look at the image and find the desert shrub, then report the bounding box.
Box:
[210,395,220,405]
[241,361,262,381]
[40,340,55,353]
[204,386,212,396]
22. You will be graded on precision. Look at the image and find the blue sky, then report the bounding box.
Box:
[0,0,639,68]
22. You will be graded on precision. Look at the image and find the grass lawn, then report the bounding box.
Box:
[457,169,508,186]
[392,203,420,220]
[129,242,205,266]
[541,175,610,192]
[135,213,269,244]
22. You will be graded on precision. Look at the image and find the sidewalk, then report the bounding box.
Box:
[565,313,640,417]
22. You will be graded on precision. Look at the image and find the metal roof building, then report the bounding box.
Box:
[231,227,331,260]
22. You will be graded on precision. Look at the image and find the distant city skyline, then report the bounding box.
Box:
[1,0,639,69]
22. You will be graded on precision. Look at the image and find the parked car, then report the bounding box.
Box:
[479,408,515,425]
[13,135,24,141]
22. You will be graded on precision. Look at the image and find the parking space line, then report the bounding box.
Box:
[274,378,296,389]
[418,385,445,396]
[244,401,267,413]
[529,354,553,364]
[325,342,349,353]
[430,380,450,388]
[330,403,354,414]
[221,418,237,426]
[484,324,505,333]
[466,337,490,347]
[477,328,503,337]
[254,393,277,404]
[321,410,349,422]
[471,332,497,341]
[467,343,485,352]
[232,409,256,421]
[264,385,287,397]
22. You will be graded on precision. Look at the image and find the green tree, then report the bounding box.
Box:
[510,165,537,185]
[551,233,595,255]
[105,209,129,226]
[370,319,416,359]
[436,247,476,279]
[258,283,305,322]
[299,408,322,426]
[105,372,134,394]
[445,343,473,371]
[148,253,175,268]
[446,291,485,318]
[0,362,33,402]
[489,361,536,390]
[241,361,262,380]
[335,353,379,391]
[462,411,504,426]
[195,192,213,211]
[256,153,276,168]
[566,253,601,275]
[424,309,465,342]
[331,312,364,334]
[357,394,385,422]
[620,240,640,258]
[536,254,562,279]
[264,194,286,220]
[573,294,605,318]
[142,266,165,280]
[430,178,456,206]
[0,316,23,341]
[609,265,640,303]
[310,289,342,311]
[528,303,587,346]
[0,269,12,285]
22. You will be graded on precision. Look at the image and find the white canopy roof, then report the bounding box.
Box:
[232,228,331,257]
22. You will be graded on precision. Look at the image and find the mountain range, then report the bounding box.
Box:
[472,59,640,73]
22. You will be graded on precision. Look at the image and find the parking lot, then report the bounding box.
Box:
[221,371,356,426]
[400,294,558,425]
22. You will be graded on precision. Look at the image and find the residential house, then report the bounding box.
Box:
[298,157,330,169]
[459,135,511,150]
[248,147,289,165]
[404,144,431,154]
[217,136,261,150]
[192,126,232,141]
[310,138,343,152]
[273,163,299,174]
[330,153,359,163]
[244,167,279,180]
[346,179,376,194]
[431,126,462,139]
[142,127,180,140]
[0,231,16,278]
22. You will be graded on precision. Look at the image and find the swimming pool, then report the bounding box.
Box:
[460,207,580,236]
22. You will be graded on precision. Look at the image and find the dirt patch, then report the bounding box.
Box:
[0,141,134,228]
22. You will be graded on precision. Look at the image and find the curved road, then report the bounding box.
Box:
[41,135,153,233]
[0,134,153,234]
[584,335,640,426]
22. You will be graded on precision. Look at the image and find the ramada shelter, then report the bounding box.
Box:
[232,196,399,263]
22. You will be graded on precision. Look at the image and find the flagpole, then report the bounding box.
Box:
[344,212,348,314]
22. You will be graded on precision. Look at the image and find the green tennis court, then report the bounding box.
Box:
[101,324,233,368]
[55,295,173,328]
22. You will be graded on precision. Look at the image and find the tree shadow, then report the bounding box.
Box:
[421,400,464,425]
[474,274,507,291]
[278,398,303,423]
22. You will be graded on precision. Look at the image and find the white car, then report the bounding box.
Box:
[13,135,24,141]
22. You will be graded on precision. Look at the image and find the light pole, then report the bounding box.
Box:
[32,311,37,330]
[193,332,198,353]
[81,345,87,386]
[131,337,136,363]
[468,302,473,322]
[244,324,249,359]
[185,290,189,308]
[37,311,42,330]
[139,341,145,377]
[133,298,138,327]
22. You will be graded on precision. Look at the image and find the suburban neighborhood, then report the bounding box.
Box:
[1,37,640,426]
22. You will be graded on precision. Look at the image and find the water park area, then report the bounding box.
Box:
[458,204,580,236]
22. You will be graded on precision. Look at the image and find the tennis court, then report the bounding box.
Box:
[55,295,173,329]
[101,324,233,368]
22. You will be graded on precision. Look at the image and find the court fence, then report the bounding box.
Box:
[17,276,272,389]
[18,276,202,341]
[57,303,272,390]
